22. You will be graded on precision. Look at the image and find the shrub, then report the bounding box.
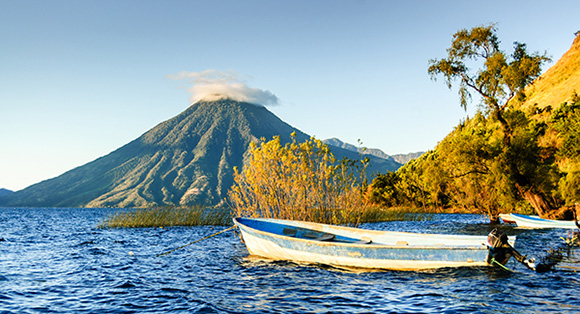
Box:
[228,133,371,226]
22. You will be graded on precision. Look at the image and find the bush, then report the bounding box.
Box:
[228,133,371,226]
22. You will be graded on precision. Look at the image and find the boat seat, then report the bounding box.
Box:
[302,231,336,241]
[283,228,297,237]
[314,233,336,241]
[355,236,372,244]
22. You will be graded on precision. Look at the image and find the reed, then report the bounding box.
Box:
[98,206,231,229]
[358,206,433,223]
[229,135,374,227]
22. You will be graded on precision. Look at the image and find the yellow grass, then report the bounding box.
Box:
[358,206,434,223]
[518,34,580,112]
[98,206,231,228]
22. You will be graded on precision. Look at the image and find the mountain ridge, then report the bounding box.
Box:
[322,138,423,165]
[0,188,13,198]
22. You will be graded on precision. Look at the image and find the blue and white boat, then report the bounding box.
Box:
[508,213,580,229]
[233,217,506,271]
[499,213,517,224]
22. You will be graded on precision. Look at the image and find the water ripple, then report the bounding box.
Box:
[1,208,580,313]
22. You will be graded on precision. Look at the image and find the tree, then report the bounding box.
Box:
[428,24,554,218]
[228,133,370,226]
[369,171,400,207]
[552,94,580,206]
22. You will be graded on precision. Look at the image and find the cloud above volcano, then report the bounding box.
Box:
[169,70,279,107]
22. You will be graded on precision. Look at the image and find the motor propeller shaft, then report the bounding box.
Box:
[487,228,536,271]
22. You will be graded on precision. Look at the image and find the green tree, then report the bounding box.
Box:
[551,94,580,205]
[369,171,400,207]
[428,24,554,217]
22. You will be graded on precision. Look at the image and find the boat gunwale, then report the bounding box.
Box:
[506,213,580,230]
[234,217,489,251]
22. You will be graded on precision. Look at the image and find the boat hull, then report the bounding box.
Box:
[499,213,516,224]
[234,217,492,271]
[509,213,579,229]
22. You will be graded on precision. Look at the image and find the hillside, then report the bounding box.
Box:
[0,100,400,208]
[371,32,580,219]
[517,33,580,111]
[0,188,13,198]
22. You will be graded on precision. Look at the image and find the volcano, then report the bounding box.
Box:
[0,99,401,208]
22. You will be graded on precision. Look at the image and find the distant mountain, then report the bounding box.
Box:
[323,138,392,160]
[390,152,425,165]
[323,138,423,166]
[0,99,400,208]
[0,188,14,198]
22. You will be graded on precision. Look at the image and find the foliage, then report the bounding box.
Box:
[428,24,550,116]
[369,27,580,221]
[229,133,373,226]
[551,93,580,205]
[365,27,580,222]
[379,115,516,218]
[369,94,580,220]
[98,206,231,228]
[368,171,400,207]
[423,24,557,220]
[551,93,580,160]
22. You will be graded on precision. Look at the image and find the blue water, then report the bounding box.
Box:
[1,208,579,313]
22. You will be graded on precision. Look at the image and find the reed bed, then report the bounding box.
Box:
[97,205,426,229]
[358,206,434,223]
[98,206,231,229]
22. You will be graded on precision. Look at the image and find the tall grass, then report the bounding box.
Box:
[98,206,231,229]
[97,205,429,229]
[229,135,374,226]
[358,206,434,223]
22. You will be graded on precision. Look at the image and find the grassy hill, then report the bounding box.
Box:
[518,34,580,112]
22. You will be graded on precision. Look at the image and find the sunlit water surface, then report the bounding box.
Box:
[1,208,579,313]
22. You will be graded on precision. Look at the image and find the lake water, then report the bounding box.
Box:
[1,208,579,313]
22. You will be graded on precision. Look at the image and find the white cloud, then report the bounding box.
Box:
[169,70,279,107]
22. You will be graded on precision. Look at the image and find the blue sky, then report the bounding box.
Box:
[1,0,579,191]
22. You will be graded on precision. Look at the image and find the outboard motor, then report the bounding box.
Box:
[487,228,536,270]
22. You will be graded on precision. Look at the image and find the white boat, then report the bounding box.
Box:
[499,213,516,224]
[233,217,511,271]
[508,213,580,229]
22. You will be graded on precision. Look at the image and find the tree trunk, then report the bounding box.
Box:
[497,113,556,218]
[488,212,501,224]
[521,188,553,218]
